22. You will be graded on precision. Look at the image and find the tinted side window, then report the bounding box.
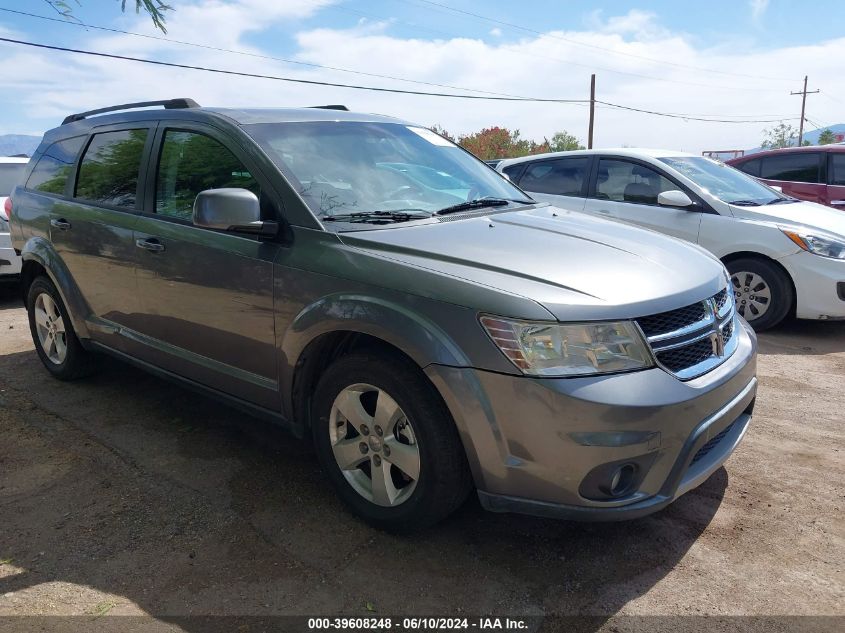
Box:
[156,130,259,221]
[596,159,675,204]
[26,136,86,195]
[760,152,820,183]
[735,158,760,177]
[830,154,845,186]
[501,164,524,182]
[75,130,149,208]
[518,157,589,196]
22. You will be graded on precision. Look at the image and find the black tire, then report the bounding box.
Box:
[26,276,96,380]
[311,351,472,531]
[726,257,793,331]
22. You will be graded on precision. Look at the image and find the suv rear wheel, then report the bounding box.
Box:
[726,257,793,331]
[311,351,472,531]
[26,276,96,380]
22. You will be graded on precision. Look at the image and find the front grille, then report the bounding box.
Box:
[656,338,714,373]
[635,287,737,380]
[691,422,735,464]
[637,302,707,338]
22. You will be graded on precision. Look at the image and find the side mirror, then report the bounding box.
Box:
[193,188,278,236]
[657,190,694,208]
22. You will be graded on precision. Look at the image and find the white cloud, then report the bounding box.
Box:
[750,0,770,21]
[489,28,502,37]
[2,3,842,153]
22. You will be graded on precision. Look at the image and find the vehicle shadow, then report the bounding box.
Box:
[0,348,726,630]
[756,319,845,356]
[0,282,21,310]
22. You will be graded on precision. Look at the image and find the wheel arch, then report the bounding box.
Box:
[720,251,797,317]
[282,294,472,438]
[19,237,91,339]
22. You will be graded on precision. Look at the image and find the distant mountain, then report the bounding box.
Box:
[0,134,41,157]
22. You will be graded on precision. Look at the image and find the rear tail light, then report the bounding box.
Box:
[2,197,11,221]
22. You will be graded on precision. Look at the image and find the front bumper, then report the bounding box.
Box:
[780,250,845,320]
[425,319,757,521]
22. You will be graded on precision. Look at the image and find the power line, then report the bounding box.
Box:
[0,36,802,124]
[0,36,586,103]
[400,0,798,84]
[595,100,797,124]
[0,6,536,100]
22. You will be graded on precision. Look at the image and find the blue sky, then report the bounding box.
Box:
[1,0,844,151]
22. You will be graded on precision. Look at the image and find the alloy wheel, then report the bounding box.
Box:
[329,383,421,507]
[33,292,67,364]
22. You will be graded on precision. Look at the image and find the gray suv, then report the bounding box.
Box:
[9,99,758,530]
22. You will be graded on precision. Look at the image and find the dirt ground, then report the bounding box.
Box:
[0,284,842,631]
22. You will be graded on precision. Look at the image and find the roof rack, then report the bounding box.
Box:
[62,98,200,125]
[309,105,349,111]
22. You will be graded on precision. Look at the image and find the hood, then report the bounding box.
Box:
[339,206,727,321]
[729,200,845,236]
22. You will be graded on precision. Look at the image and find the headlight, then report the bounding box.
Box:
[781,228,845,259]
[480,316,654,377]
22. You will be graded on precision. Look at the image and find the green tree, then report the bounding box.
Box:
[761,123,798,149]
[45,0,172,33]
[817,129,836,145]
[546,131,585,152]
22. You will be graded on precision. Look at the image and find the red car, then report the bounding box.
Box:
[727,145,845,209]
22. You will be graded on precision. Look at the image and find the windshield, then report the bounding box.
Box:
[244,121,529,219]
[0,163,27,196]
[659,156,784,205]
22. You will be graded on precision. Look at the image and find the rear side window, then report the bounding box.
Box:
[75,129,149,208]
[155,130,259,221]
[595,159,675,204]
[830,154,845,186]
[735,158,761,177]
[518,157,590,196]
[0,163,27,196]
[26,136,85,195]
[501,164,524,182]
[760,152,820,183]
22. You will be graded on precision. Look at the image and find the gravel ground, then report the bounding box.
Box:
[0,285,842,631]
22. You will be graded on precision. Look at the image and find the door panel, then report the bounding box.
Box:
[47,128,152,352]
[132,216,281,408]
[130,126,281,409]
[584,158,702,244]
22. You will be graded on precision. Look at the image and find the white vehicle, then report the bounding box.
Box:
[498,149,845,330]
[1,156,29,280]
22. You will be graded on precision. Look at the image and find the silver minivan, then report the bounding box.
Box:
[9,100,757,530]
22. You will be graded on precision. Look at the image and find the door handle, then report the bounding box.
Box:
[50,218,71,230]
[830,200,845,205]
[597,209,612,214]
[135,237,165,253]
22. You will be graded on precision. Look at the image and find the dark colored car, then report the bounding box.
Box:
[8,99,757,530]
[727,145,845,209]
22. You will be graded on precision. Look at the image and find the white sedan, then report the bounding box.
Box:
[1,156,29,281]
[498,149,845,330]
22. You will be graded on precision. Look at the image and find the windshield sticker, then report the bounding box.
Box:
[407,126,455,147]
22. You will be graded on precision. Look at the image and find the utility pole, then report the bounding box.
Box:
[588,74,596,149]
[791,75,819,146]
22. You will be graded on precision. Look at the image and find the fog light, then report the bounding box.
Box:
[603,463,636,497]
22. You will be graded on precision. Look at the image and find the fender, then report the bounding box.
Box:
[279,293,473,419]
[20,236,92,339]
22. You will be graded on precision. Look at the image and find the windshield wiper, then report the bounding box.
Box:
[728,199,762,206]
[435,197,532,216]
[766,197,799,204]
[321,210,432,224]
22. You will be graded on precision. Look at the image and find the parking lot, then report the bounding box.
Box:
[0,284,842,627]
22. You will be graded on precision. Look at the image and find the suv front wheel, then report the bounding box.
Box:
[26,276,95,380]
[311,351,472,531]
